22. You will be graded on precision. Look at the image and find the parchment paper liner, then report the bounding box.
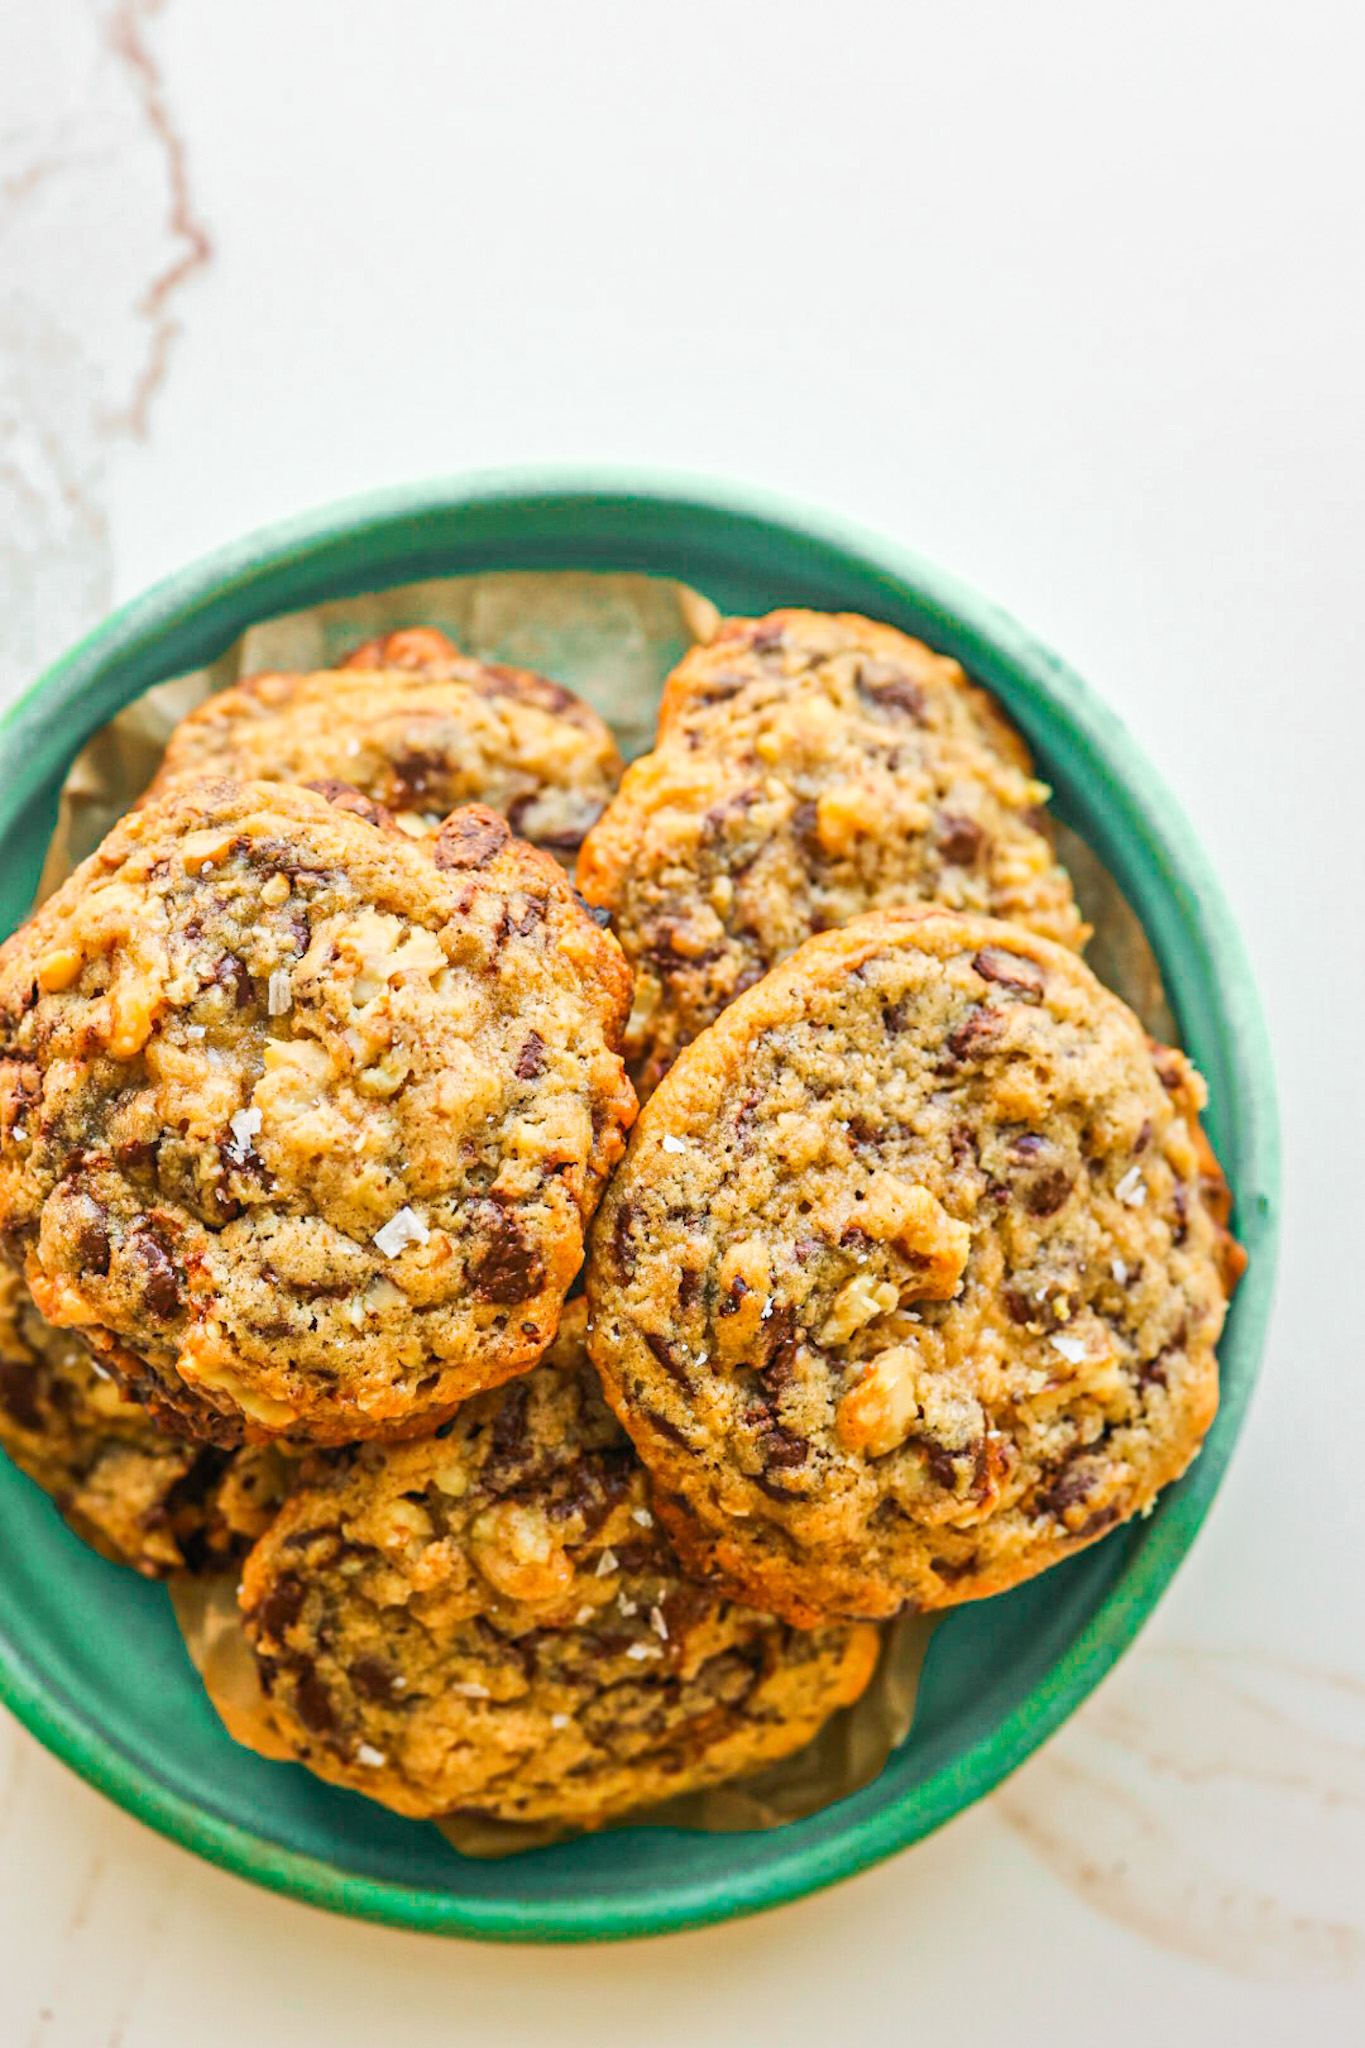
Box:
[43,568,1175,1854]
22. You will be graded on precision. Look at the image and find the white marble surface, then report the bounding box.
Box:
[1,2,1361,2039]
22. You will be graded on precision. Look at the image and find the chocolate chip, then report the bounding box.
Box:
[941,1004,1006,1067]
[572,890,613,929]
[256,1571,307,1638]
[929,1553,980,1584]
[302,780,396,830]
[293,1666,335,1735]
[481,662,576,715]
[609,1199,636,1283]
[644,1407,691,1449]
[1004,1287,1037,1325]
[645,1330,690,1390]
[1024,1168,1073,1217]
[762,1424,808,1470]
[471,1208,544,1304]
[677,1265,700,1313]
[1039,1451,1101,1519]
[791,800,822,859]
[1134,1118,1152,1155]
[938,814,984,866]
[690,671,750,704]
[349,1657,399,1704]
[515,1030,546,1080]
[857,671,925,722]
[73,1200,111,1275]
[132,1229,183,1317]
[497,896,546,942]
[909,1434,962,1489]
[386,750,446,804]
[116,1137,158,1175]
[972,948,1043,1001]
[489,1380,530,1464]
[1172,1183,1189,1244]
[754,1471,805,1501]
[1140,1319,1187,1392]
[434,806,511,870]
[949,1124,980,1171]
[747,621,787,653]
[0,1363,42,1432]
[1010,1133,1045,1158]
[211,954,252,1010]
[758,1301,798,1387]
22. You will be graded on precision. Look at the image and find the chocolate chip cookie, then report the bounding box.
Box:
[0,780,635,1445]
[587,907,1243,1623]
[147,627,622,865]
[0,1265,293,1576]
[577,610,1087,1094]
[239,1304,878,1825]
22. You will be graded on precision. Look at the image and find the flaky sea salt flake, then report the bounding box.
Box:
[373,1205,430,1257]
[1050,1334,1086,1365]
[267,969,293,1016]
[227,1105,262,1157]
[356,1743,387,1767]
[1115,1166,1147,1208]
[661,1134,688,1155]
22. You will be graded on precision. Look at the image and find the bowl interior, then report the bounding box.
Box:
[0,478,1279,1940]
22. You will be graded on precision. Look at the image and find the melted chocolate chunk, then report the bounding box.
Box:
[132,1228,184,1318]
[471,1208,545,1304]
[434,806,511,870]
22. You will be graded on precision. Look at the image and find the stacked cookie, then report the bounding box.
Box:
[0,614,1243,1831]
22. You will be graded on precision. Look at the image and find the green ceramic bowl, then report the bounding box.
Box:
[0,472,1279,1942]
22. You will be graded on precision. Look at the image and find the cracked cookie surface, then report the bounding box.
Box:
[148,627,623,866]
[577,610,1087,1095]
[0,1265,293,1576]
[0,781,635,1445]
[239,1305,878,1824]
[587,907,1242,1623]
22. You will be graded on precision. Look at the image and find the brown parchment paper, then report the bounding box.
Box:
[46,568,1174,1852]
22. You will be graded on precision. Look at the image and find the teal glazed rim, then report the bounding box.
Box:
[0,471,1279,1941]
